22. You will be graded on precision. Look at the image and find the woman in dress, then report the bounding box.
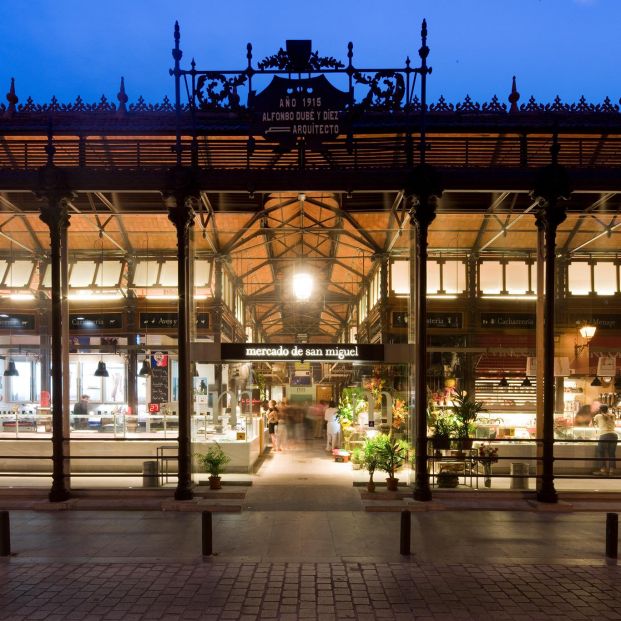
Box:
[267,400,280,452]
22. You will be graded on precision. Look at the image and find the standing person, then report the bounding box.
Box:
[593,404,618,476]
[277,400,288,451]
[266,400,280,452]
[325,400,340,452]
[72,394,90,429]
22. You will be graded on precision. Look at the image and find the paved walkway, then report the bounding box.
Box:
[1,440,621,619]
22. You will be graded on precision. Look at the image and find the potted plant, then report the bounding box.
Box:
[196,442,231,489]
[362,436,381,492]
[391,398,408,439]
[452,391,485,450]
[437,470,459,488]
[351,447,364,470]
[375,434,409,491]
[431,412,456,451]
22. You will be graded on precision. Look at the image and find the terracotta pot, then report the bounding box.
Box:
[209,475,222,490]
[367,481,376,493]
[386,477,399,491]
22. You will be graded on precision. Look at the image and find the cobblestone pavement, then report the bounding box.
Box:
[1,559,620,620]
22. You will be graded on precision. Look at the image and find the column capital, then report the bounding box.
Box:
[531,162,571,229]
[162,165,201,209]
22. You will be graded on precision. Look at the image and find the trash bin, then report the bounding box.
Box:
[142,460,159,488]
[510,462,529,490]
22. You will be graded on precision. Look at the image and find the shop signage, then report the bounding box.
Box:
[0,313,35,330]
[222,343,384,362]
[70,313,123,330]
[149,352,169,405]
[481,313,536,329]
[597,356,617,377]
[571,315,621,330]
[427,313,463,329]
[526,356,570,377]
[252,75,349,147]
[140,312,210,330]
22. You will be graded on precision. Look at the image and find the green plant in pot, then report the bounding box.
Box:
[351,447,364,470]
[452,391,485,450]
[375,434,409,491]
[362,436,382,492]
[431,412,457,451]
[196,442,231,489]
[437,470,459,488]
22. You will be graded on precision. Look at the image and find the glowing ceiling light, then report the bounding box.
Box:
[293,273,313,301]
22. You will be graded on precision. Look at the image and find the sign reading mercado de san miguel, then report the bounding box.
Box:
[222,343,384,363]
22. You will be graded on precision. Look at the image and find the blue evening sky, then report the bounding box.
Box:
[0,0,617,106]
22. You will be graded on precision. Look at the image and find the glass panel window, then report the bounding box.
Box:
[7,360,32,401]
[81,361,103,402]
[593,262,617,296]
[5,261,34,287]
[69,262,96,287]
[479,261,503,294]
[98,261,123,287]
[443,260,466,294]
[505,261,529,294]
[427,261,441,294]
[133,261,160,287]
[568,262,591,295]
[104,362,126,403]
[159,261,178,287]
[391,260,409,295]
[194,259,212,287]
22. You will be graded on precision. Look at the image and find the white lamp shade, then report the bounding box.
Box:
[293,273,313,301]
[579,324,596,340]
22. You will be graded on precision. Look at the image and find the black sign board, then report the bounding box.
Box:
[196,313,209,329]
[252,75,349,148]
[0,313,35,330]
[480,313,536,329]
[571,315,621,330]
[149,353,169,404]
[427,313,463,329]
[222,343,384,362]
[70,313,123,331]
[140,312,210,330]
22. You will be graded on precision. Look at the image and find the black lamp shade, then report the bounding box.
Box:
[499,376,509,388]
[521,376,532,387]
[138,358,152,377]
[3,360,18,377]
[94,361,109,377]
[591,376,602,387]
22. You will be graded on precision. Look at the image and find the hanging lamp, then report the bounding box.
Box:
[499,376,509,388]
[521,376,532,387]
[3,359,18,377]
[591,376,602,387]
[94,360,109,377]
[138,357,152,377]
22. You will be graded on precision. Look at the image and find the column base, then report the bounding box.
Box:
[174,486,194,501]
[536,484,558,504]
[48,485,71,503]
[413,482,432,502]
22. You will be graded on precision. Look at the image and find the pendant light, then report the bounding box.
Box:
[591,376,602,387]
[498,376,509,388]
[139,357,152,377]
[4,359,18,377]
[521,376,532,387]
[614,373,621,391]
[94,360,109,377]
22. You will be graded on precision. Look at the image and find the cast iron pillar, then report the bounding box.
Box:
[532,137,570,504]
[407,164,442,502]
[37,165,73,503]
[165,168,198,501]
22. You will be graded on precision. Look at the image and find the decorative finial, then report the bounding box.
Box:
[116,76,128,117]
[174,21,180,43]
[247,43,253,68]
[419,19,429,61]
[347,42,353,66]
[191,57,196,72]
[509,75,520,113]
[172,21,182,63]
[5,77,17,117]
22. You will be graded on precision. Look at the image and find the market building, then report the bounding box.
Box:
[0,21,620,503]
